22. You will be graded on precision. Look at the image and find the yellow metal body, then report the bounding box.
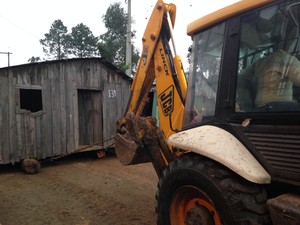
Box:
[125,0,186,138]
[187,0,271,35]
[115,0,187,175]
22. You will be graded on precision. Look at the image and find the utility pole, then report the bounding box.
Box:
[0,52,12,67]
[125,0,132,77]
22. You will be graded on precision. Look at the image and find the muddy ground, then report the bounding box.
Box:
[0,151,158,225]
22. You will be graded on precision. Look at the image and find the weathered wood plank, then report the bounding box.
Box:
[60,64,67,155]
[44,68,53,158]
[67,66,76,149]
[52,64,62,156]
[0,73,9,163]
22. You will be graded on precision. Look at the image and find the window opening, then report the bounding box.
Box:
[20,89,43,112]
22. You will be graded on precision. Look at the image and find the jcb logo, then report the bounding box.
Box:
[159,86,174,116]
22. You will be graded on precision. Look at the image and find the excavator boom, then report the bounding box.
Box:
[115,0,187,176]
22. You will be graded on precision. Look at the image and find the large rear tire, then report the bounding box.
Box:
[156,154,270,225]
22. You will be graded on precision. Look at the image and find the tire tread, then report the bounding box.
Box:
[156,154,270,225]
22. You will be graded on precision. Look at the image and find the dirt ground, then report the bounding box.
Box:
[0,151,158,225]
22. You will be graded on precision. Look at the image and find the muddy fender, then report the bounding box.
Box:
[167,125,271,184]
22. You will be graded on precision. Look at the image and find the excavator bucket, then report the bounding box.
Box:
[115,113,152,166]
[114,132,150,166]
[115,113,175,177]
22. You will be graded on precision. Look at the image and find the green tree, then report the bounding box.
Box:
[28,56,41,63]
[69,23,99,58]
[40,19,70,60]
[98,2,139,72]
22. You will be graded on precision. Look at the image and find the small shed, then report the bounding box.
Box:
[0,58,131,164]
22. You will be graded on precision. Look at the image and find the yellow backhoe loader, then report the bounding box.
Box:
[115,0,300,224]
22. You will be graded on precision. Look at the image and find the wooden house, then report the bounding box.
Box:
[0,58,131,164]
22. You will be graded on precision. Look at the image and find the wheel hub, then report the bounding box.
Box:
[186,205,215,225]
[169,186,222,225]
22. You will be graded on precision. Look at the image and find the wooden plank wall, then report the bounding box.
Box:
[0,59,131,164]
[0,70,10,163]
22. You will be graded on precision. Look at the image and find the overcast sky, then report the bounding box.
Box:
[0,0,239,69]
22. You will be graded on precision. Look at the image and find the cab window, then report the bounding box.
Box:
[236,1,300,113]
[184,23,225,126]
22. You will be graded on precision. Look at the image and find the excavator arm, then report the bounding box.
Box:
[115,0,187,177]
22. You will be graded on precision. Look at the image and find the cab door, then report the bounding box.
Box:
[228,0,300,186]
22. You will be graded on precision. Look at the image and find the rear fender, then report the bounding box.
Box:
[167,125,271,184]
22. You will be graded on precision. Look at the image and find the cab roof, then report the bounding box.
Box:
[187,0,272,36]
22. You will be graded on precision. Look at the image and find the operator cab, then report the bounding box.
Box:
[183,0,300,186]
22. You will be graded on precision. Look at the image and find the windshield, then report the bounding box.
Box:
[183,23,225,127]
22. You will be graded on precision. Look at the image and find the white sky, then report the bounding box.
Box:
[0,0,239,69]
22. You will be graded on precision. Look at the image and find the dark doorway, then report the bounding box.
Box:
[78,90,103,145]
